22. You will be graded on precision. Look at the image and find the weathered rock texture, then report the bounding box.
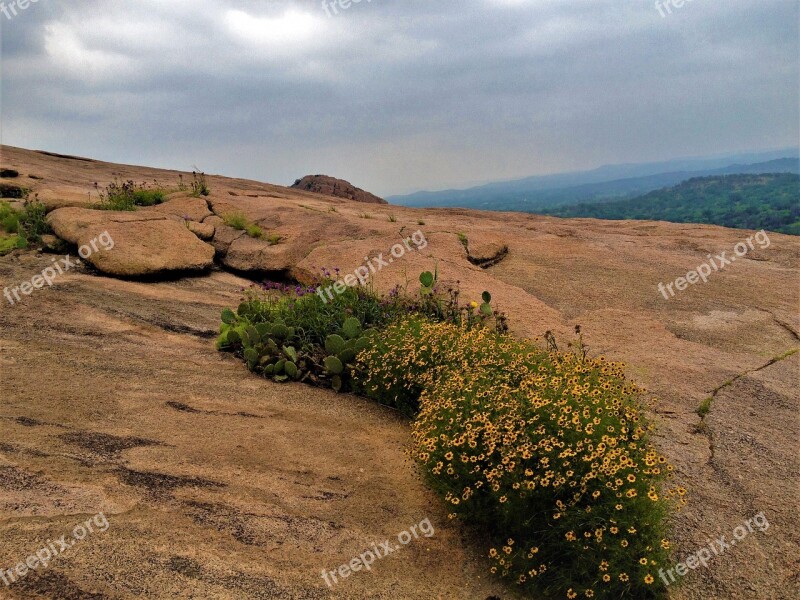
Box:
[1,144,798,600]
[48,207,215,277]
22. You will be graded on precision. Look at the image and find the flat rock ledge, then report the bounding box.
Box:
[47,207,215,277]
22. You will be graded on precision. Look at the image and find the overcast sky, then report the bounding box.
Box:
[1,0,797,195]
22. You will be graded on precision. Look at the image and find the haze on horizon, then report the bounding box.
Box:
[1,0,797,196]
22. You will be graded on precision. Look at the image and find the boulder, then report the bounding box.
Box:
[47,207,215,277]
[462,232,509,268]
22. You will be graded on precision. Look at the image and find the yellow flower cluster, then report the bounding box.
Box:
[356,317,685,600]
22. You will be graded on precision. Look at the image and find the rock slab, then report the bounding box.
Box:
[47,207,215,277]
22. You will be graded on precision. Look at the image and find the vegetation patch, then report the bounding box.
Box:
[216,269,683,599]
[95,179,166,211]
[0,199,52,252]
[223,212,280,242]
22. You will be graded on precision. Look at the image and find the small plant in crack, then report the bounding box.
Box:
[190,171,210,197]
[696,397,713,418]
[223,212,279,241]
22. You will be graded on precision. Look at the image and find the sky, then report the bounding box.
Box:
[0,0,797,196]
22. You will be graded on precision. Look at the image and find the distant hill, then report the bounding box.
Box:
[389,150,799,211]
[540,173,800,235]
[291,175,386,204]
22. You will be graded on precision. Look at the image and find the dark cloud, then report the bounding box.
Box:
[1,0,797,194]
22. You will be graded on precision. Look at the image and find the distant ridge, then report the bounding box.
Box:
[541,172,800,235]
[388,149,799,211]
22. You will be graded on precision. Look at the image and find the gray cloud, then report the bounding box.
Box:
[1,0,797,195]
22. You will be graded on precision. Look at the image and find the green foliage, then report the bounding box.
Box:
[325,334,346,355]
[285,360,299,379]
[543,173,800,235]
[17,200,50,243]
[0,233,26,256]
[342,317,362,339]
[246,224,264,239]
[266,233,282,245]
[0,201,21,234]
[696,397,713,417]
[223,212,249,230]
[96,179,166,211]
[419,270,435,289]
[1,199,51,245]
[224,212,272,240]
[323,355,344,375]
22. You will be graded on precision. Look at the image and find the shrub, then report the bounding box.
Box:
[356,318,683,599]
[0,201,21,234]
[356,317,457,414]
[216,281,392,391]
[1,199,51,244]
[17,199,50,243]
[266,233,282,245]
